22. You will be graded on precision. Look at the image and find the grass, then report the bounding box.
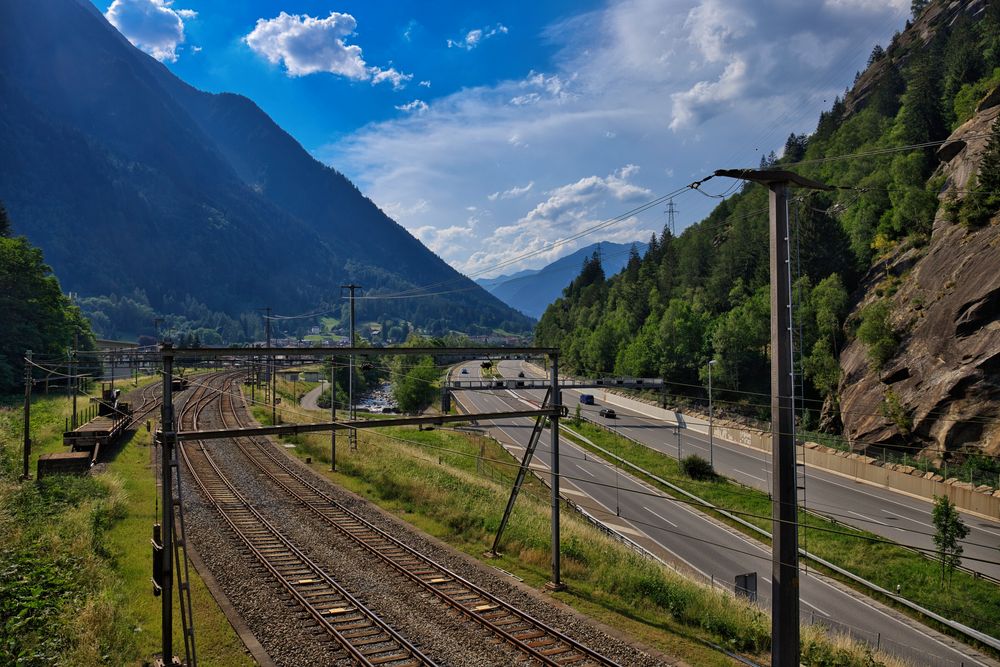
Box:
[560,419,1000,642]
[0,389,252,666]
[255,397,909,666]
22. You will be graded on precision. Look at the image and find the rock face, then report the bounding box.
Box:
[838,96,1000,460]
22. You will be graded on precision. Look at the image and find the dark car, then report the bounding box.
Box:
[599,408,617,419]
[517,371,525,378]
[461,368,469,374]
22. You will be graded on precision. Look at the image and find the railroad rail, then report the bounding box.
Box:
[178,374,434,667]
[218,379,621,667]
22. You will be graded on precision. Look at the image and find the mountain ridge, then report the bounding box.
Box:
[0,0,531,340]
[478,241,647,319]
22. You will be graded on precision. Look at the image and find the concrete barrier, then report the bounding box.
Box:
[597,388,1000,520]
[522,362,999,517]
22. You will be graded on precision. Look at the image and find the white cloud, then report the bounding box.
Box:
[105,0,196,62]
[395,99,429,113]
[447,23,509,50]
[669,57,748,131]
[325,0,910,276]
[487,182,534,201]
[244,11,411,88]
[418,80,432,87]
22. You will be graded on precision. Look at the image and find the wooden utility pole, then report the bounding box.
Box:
[714,169,831,667]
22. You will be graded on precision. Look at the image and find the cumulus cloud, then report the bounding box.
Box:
[669,58,748,131]
[105,0,196,62]
[487,182,534,201]
[326,0,910,275]
[395,99,429,113]
[244,11,411,88]
[447,23,509,50]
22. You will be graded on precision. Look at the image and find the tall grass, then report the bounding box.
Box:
[0,393,251,666]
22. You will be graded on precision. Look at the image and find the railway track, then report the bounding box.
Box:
[178,374,435,667]
[217,378,621,667]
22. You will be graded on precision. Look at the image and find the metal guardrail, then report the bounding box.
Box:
[564,415,1000,657]
[448,377,664,390]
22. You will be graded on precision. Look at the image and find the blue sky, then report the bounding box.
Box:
[96,0,911,278]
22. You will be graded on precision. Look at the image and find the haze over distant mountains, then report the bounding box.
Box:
[0,0,531,339]
[477,241,647,319]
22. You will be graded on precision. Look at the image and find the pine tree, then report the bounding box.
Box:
[0,201,10,237]
[960,118,1000,226]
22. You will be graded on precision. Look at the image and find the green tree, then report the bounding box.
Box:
[0,233,95,392]
[857,299,898,371]
[392,356,438,413]
[0,202,11,237]
[710,286,770,393]
[931,495,969,585]
[388,336,440,413]
[960,118,1000,227]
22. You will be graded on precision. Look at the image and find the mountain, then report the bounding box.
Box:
[536,0,1000,461]
[0,0,532,340]
[477,241,646,319]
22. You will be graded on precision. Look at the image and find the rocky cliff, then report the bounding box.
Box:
[838,92,1000,461]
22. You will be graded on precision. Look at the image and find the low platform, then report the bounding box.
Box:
[37,451,92,478]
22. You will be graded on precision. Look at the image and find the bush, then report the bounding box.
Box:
[681,455,716,480]
[857,300,898,370]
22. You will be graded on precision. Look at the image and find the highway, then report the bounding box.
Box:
[451,360,997,667]
[499,360,1000,583]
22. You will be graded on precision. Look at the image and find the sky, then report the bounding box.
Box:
[95,0,912,279]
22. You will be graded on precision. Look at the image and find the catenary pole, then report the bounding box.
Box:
[341,285,361,449]
[160,343,175,665]
[23,350,32,479]
[547,352,565,590]
[713,169,832,667]
[769,180,798,667]
[330,360,337,471]
[71,330,78,429]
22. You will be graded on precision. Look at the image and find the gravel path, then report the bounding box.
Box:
[178,376,673,667]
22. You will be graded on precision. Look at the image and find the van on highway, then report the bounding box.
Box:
[579,394,595,405]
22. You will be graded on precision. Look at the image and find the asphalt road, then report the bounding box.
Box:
[451,360,996,667]
[500,360,1000,584]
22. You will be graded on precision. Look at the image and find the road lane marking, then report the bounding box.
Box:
[734,468,766,483]
[972,524,1000,538]
[576,465,596,477]
[802,599,829,616]
[880,509,929,527]
[849,510,888,526]
[643,505,678,527]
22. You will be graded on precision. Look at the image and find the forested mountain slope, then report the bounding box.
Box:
[478,242,646,319]
[0,0,532,341]
[536,0,1000,461]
